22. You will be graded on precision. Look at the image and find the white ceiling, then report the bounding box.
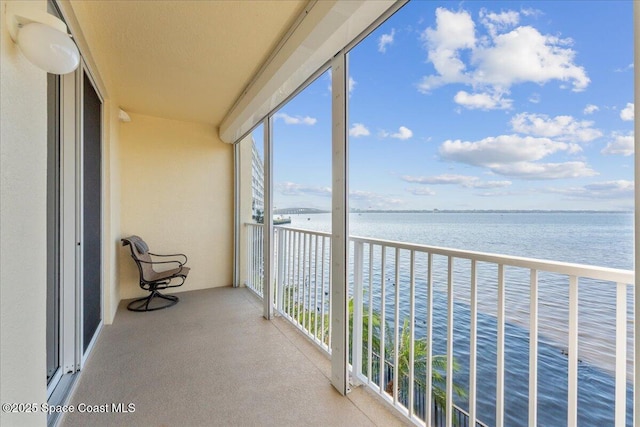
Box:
[69,0,307,126]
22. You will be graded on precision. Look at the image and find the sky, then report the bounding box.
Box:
[258,1,635,211]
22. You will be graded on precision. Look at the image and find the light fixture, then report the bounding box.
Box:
[118,109,131,123]
[6,3,80,75]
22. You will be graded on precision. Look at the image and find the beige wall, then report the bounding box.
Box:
[118,113,233,298]
[0,1,49,425]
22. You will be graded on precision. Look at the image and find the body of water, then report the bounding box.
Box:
[280,211,634,426]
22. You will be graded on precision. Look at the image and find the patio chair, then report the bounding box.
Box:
[121,235,190,312]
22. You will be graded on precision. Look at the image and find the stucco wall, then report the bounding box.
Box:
[118,113,233,298]
[0,1,49,425]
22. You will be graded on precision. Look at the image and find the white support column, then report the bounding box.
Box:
[330,52,349,395]
[634,6,639,425]
[233,143,240,287]
[262,117,273,320]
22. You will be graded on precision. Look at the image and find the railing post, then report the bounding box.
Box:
[567,275,578,427]
[276,228,285,313]
[614,282,626,427]
[352,241,364,384]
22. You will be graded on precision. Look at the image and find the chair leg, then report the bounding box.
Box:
[127,290,179,312]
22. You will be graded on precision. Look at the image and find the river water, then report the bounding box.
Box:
[281,211,634,426]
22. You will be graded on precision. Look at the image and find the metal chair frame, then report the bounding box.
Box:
[121,236,189,312]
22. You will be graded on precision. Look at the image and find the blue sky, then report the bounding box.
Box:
[262,1,634,211]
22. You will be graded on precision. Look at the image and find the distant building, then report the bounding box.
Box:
[251,140,264,221]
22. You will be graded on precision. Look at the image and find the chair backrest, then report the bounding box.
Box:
[122,235,155,282]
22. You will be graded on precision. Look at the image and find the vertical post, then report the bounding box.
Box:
[408,250,416,417]
[469,260,478,427]
[276,228,285,313]
[446,257,454,427]
[568,275,579,427]
[262,117,273,320]
[330,52,349,395]
[353,241,364,383]
[529,269,538,427]
[233,143,240,287]
[615,282,627,427]
[393,249,400,405]
[634,7,639,425]
[425,253,433,426]
[496,264,505,427]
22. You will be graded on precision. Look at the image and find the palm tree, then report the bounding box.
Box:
[389,318,466,409]
[283,291,466,412]
[348,300,466,411]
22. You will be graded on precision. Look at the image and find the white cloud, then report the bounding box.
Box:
[402,174,511,188]
[474,26,589,91]
[349,190,405,209]
[349,123,370,137]
[276,182,331,197]
[601,132,634,156]
[614,63,634,72]
[583,104,599,115]
[511,113,602,142]
[274,113,317,125]
[418,8,589,98]
[390,126,413,140]
[620,103,634,121]
[407,187,437,196]
[438,135,597,179]
[528,93,541,104]
[520,8,543,18]
[479,9,519,37]
[378,29,395,53]
[419,8,475,92]
[489,161,597,180]
[440,135,572,165]
[547,180,634,199]
[454,90,513,110]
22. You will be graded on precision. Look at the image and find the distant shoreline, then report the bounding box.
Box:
[275,208,632,214]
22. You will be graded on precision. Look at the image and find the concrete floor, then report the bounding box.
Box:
[60,287,409,427]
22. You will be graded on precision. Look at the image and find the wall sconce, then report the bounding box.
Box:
[6,3,80,75]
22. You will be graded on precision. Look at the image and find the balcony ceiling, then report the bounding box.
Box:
[69,0,308,126]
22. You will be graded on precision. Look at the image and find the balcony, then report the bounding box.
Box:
[245,224,634,427]
[60,287,407,427]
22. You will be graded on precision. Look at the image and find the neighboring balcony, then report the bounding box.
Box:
[246,224,634,427]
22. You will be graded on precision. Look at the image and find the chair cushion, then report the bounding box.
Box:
[150,266,190,281]
[130,235,149,254]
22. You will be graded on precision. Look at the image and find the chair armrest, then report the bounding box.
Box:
[148,252,188,265]
[137,259,185,269]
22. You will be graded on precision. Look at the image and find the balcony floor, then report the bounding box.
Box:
[60,287,407,427]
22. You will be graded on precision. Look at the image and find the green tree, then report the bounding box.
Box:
[348,299,466,410]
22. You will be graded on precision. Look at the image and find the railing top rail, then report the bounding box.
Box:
[250,223,633,284]
[273,225,332,238]
[349,234,634,284]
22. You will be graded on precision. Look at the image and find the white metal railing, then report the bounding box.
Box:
[349,235,634,427]
[245,223,264,297]
[245,225,634,427]
[275,226,332,353]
